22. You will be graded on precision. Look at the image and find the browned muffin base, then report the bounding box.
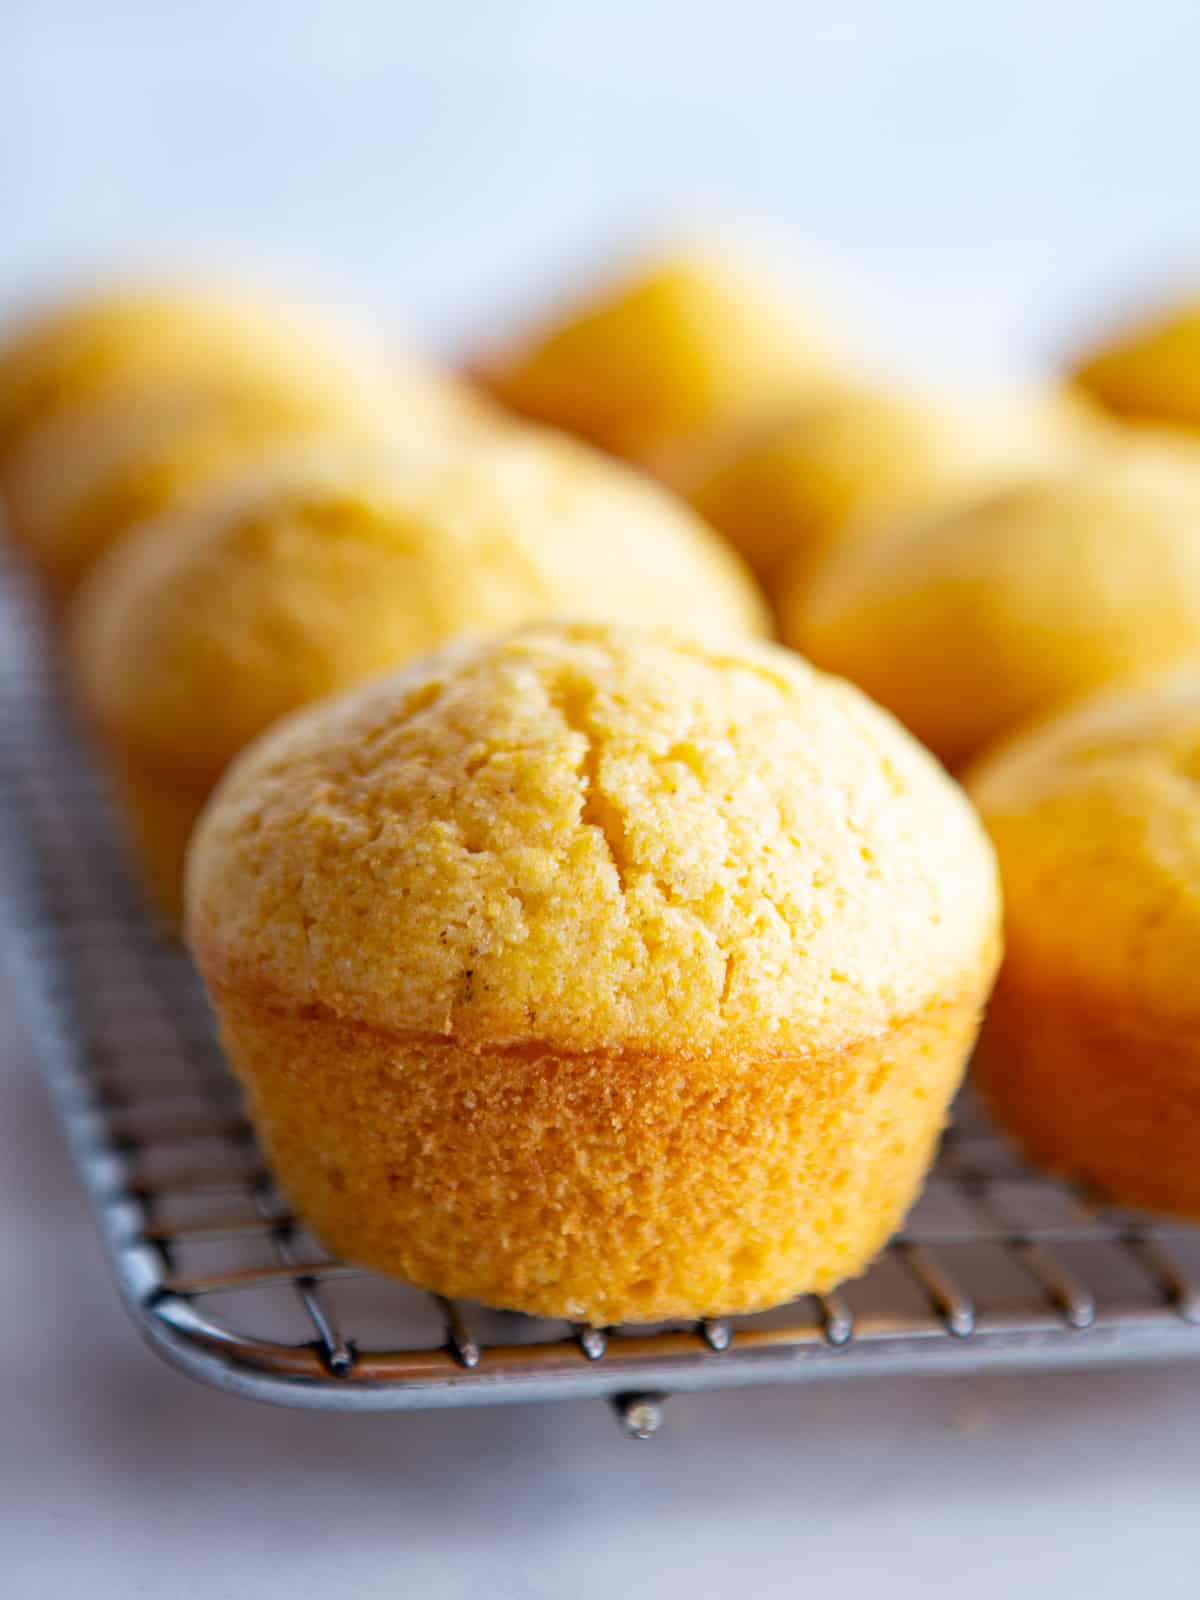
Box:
[976,964,1200,1217]
[211,982,987,1323]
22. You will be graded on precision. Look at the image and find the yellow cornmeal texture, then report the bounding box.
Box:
[473,249,835,463]
[789,465,1200,769]
[670,383,1099,588]
[0,280,485,600]
[3,363,486,602]
[187,624,1001,1323]
[1072,294,1200,430]
[70,428,768,920]
[0,281,395,477]
[968,672,1200,1216]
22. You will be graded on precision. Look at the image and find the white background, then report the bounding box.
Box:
[4,4,1200,1595]
[6,1,1200,370]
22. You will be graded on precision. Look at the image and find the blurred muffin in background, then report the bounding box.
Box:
[471,246,838,464]
[968,669,1200,1216]
[665,381,1099,590]
[69,425,767,920]
[0,279,381,463]
[3,363,487,604]
[785,459,1200,769]
[1071,290,1200,430]
[0,278,484,598]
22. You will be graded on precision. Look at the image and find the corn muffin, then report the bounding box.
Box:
[471,247,836,463]
[788,464,1200,769]
[669,382,1097,588]
[0,279,387,467]
[3,364,484,603]
[186,622,1001,1323]
[0,280,477,598]
[1072,292,1200,430]
[969,671,1200,1216]
[70,427,767,920]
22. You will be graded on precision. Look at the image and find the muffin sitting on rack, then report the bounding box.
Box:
[68,426,767,920]
[187,622,1001,1324]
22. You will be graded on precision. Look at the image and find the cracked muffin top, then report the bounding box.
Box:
[69,424,767,789]
[186,622,1000,1058]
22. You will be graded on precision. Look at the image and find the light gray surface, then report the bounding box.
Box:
[4,3,1200,1593]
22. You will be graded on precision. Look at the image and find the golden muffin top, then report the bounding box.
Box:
[0,279,405,469]
[968,670,1200,1023]
[186,622,1000,1058]
[789,463,1200,769]
[71,427,768,788]
[4,360,484,600]
[472,247,835,462]
[670,382,1097,584]
[1071,294,1200,429]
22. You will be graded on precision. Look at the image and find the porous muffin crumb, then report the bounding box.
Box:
[188,623,1001,1321]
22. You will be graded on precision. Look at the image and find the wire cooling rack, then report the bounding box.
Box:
[2,562,1200,1438]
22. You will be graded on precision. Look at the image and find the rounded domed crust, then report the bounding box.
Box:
[0,280,384,466]
[0,279,481,599]
[788,467,1200,768]
[188,623,999,1058]
[969,671,1200,1215]
[4,362,483,601]
[1072,296,1200,429]
[674,384,1094,586]
[969,671,1200,1027]
[71,429,767,919]
[71,428,767,790]
[473,249,834,462]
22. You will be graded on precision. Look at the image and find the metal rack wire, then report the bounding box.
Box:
[2,559,1199,1438]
